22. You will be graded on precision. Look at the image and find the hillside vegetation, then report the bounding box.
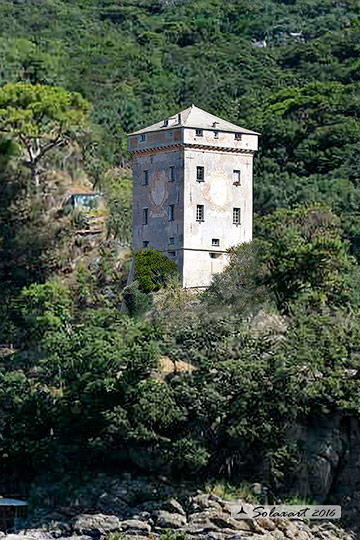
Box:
[0,0,360,509]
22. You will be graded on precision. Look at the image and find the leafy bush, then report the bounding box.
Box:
[135,249,179,293]
[123,280,153,316]
[20,280,73,342]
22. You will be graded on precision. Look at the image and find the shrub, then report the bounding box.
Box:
[123,280,153,316]
[135,249,179,293]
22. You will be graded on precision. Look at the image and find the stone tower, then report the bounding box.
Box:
[128,105,259,288]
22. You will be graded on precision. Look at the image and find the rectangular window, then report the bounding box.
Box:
[233,207,241,225]
[196,166,205,182]
[233,170,241,184]
[168,251,176,256]
[143,170,149,185]
[143,208,148,225]
[235,133,242,141]
[212,238,220,246]
[143,240,149,248]
[168,204,175,221]
[195,129,203,137]
[169,237,175,245]
[139,134,146,142]
[169,166,175,182]
[214,131,219,139]
[196,205,204,222]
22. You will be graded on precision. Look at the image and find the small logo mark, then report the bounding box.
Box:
[233,506,250,519]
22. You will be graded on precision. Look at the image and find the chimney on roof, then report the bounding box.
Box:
[178,113,182,124]
[163,119,169,127]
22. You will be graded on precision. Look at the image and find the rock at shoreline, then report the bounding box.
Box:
[11,475,354,540]
[154,510,187,529]
[72,514,122,536]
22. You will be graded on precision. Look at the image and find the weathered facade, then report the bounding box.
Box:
[128,105,259,288]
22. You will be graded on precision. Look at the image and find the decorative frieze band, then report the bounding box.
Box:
[131,143,255,156]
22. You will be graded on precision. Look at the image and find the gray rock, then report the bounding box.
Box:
[4,536,41,540]
[212,516,261,534]
[129,512,151,522]
[154,510,187,529]
[120,520,151,536]
[186,511,219,533]
[162,499,186,516]
[256,518,276,532]
[58,537,94,540]
[72,514,122,536]
[12,532,53,540]
[191,495,222,512]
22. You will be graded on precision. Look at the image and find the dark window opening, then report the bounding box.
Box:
[196,205,204,222]
[233,170,241,184]
[196,166,205,182]
[233,207,241,225]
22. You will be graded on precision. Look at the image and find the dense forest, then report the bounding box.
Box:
[0,0,360,507]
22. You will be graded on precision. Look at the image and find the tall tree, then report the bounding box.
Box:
[0,82,90,191]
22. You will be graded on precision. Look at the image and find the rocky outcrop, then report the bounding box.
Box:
[290,414,360,524]
[4,482,354,540]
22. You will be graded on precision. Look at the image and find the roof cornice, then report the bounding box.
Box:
[131,143,256,156]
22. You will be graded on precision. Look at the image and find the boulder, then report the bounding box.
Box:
[71,514,122,536]
[191,495,222,513]
[10,532,53,540]
[256,518,276,532]
[120,520,151,536]
[162,499,186,516]
[211,516,249,531]
[4,536,39,540]
[154,510,187,529]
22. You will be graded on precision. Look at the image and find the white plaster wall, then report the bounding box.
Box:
[182,148,253,288]
[129,128,258,153]
[129,128,183,153]
[182,250,230,288]
[183,128,258,152]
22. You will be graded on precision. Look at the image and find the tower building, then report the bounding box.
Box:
[128,105,259,288]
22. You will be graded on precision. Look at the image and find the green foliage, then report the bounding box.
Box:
[0,303,162,476]
[123,280,153,317]
[135,249,179,293]
[204,242,271,314]
[207,206,357,313]
[255,205,356,309]
[104,169,133,246]
[0,82,90,190]
[159,531,189,540]
[20,280,73,342]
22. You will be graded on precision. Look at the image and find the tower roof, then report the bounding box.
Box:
[129,105,260,136]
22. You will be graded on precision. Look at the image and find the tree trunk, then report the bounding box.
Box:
[30,164,40,194]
